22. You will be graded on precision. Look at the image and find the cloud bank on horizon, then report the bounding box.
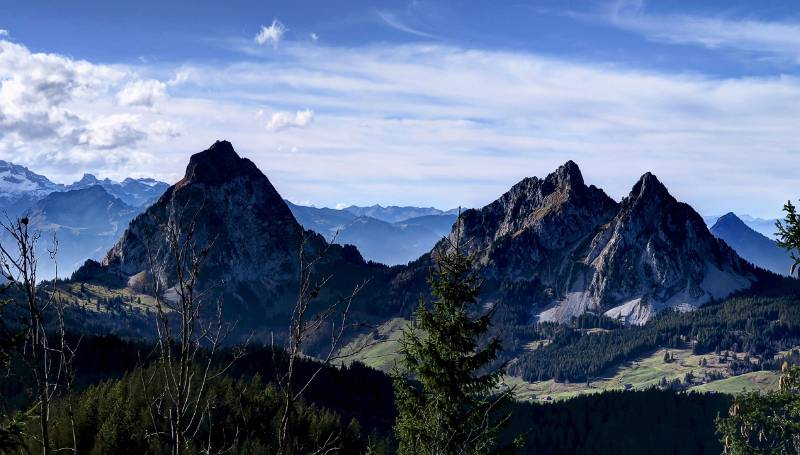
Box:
[0,0,797,218]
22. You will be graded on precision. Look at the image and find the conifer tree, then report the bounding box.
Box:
[393,220,515,454]
[776,200,800,278]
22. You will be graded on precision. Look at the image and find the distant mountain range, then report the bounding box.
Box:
[710,213,794,276]
[0,159,169,214]
[73,143,768,332]
[1,152,792,309]
[26,186,139,278]
[285,201,457,265]
[68,173,168,208]
[341,204,458,223]
[0,158,456,274]
[0,160,169,278]
[0,160,65,216]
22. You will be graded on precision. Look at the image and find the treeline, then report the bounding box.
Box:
[509,295,800,381]
[1,334,737,454]
[0,335,397,438]
[510,389,730,454]
[44,367,387,454]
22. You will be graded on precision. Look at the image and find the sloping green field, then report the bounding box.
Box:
[691,371,780,394]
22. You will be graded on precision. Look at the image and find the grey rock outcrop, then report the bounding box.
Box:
[436,162,754,325]
[101,140,380,328]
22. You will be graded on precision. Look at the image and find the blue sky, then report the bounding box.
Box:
[0,0,798,217]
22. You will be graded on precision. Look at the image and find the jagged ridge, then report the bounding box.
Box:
[434,162,756,325]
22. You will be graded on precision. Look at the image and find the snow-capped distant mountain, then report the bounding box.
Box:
[0,159,169,218]
[0,160,65,216]
[68,173,169,207]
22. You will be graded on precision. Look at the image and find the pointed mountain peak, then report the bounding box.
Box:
[629,172,671,201]
[713,212,748,229]
[718,212,740,221]
[183,140,262,185]
[547,160,584,188]
[76,173,99,184]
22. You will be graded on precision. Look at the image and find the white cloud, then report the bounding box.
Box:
[310,33,319,41]
[1,34,798,218]
[147,119,182,138]
[0,39,124,142]
[117,79,167,107]
[266,109,314,131]
[0,38,182,181]
[0,30,8,37]
[168,69,190,86]
[254,20,287,47]
[79,114,146,149]
[605,2,800,63]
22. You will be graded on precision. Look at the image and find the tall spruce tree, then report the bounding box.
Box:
[393,221,514,454]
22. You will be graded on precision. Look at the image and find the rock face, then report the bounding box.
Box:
[575,173,754,324]
[435,162,754,325]
[711,212,794,277]
[101,141,382,328]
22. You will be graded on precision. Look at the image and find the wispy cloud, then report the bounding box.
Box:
[377,11,437,39]
[2,33,799,217]
[254,20,287,47]
[605,1,800,63]
[139,43,800,216]
[0,29,8,37]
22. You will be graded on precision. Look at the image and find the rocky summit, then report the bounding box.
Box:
[433,162,756,325]
[99,140,383,330]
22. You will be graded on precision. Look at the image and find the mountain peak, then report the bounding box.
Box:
[711,212,752,235]
[76,173,99,185]
[0,160,62,196]
[629,172,670,202]
[548,160,584,188]
[711,212,793,276]
[716,212,743,224]
[183,140,261,185]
